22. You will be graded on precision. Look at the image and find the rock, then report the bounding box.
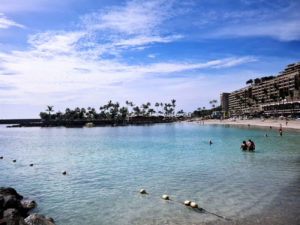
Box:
[190,202,198,208]
[3,208,20,220]
[3,195,22,209]
[24,213,55,225]
[21,201,36,211]
[0,188,55,225]
[61,171,66,175]
[139,189,146,194]
[162,195,169,200]
[0,195,4,207]
[1,208,26,225]
[0,188,23,200]
[46,217,54,223]
[184,200,191,206]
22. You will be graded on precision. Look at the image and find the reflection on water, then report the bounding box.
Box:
[0,123,299,225]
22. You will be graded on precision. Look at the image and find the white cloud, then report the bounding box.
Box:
[81,0,174,35]
[114,35,182,48]
[0,0,258,118]
[148,54,156,58]
[197,1,300,41]
[0,13,24,29]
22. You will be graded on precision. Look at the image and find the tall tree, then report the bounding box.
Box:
[46,106,54,120]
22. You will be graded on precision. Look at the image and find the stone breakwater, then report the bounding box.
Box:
[0,187,55,225]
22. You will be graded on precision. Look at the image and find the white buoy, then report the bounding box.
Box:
[184,200,191,206]
[29,163,34,167]
[162,195,169,200]
[190,202,198,208]
[139,189,147,194]
[62,171,67,175]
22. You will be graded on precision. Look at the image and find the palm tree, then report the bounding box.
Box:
[155,102,160,116]
[209,100,217,109]
[171,99,176,116]
[148,108,155,116]
[141,103,149,116]
[119,107,128,121]
[133,106,141,116]
[46,106,54,120]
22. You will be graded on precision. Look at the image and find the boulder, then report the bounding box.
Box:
[24,214,55,225]
[3,195,22,209]
[0,188,23,200]
[3,208,20,220]
[0,208,26,225]
[21,201,36,211]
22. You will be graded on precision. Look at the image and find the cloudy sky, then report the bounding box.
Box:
[0,0,300,118]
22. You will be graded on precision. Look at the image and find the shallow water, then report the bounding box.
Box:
[0,123,299,224]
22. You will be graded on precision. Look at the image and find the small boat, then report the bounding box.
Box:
[85,122,94,127]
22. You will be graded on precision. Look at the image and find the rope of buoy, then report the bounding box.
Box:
[139,189,230,221]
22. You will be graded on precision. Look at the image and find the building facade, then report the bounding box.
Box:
[221,62,300,116]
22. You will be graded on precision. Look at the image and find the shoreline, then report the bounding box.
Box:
[191,119,300,132]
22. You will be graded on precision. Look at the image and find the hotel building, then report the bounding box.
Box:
[220,62,300,116]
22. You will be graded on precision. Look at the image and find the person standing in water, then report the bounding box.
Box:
[248,139,255,151]
[240,141,247,151]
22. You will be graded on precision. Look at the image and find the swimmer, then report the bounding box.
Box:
[240,141,247,151]
[209,140,212,145]
[264,133,268,137]
[248,139,255,152]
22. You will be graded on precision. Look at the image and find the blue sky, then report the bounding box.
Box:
[0,0,300,118]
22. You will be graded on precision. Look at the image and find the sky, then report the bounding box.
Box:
[0,0,300,118]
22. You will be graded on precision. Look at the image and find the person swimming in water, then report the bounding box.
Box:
[240,141,247,151]
[248,139,255,151]
[209,140,213,145]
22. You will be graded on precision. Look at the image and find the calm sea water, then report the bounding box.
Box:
[0,123,299,224]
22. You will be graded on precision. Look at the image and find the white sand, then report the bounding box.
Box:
[191,119,300,131]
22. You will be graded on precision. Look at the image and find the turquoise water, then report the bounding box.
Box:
[0,123,299,224]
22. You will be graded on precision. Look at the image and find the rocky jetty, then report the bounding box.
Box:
[0,187,55,225]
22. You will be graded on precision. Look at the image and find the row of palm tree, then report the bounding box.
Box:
[40,99,186,121]
[191,99,221,117]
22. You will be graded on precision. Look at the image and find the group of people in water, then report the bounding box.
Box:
[240,139,255,152]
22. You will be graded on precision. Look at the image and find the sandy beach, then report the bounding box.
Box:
[192,118,300,132]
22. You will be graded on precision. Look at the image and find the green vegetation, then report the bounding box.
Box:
[191,99,222,118]
[39,99,187,121]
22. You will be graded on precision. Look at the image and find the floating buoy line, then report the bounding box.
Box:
[1,156,230,221]
[138,189,230,221]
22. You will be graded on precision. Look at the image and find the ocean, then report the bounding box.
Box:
[0,123,299,224]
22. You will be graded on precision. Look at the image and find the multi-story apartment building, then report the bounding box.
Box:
[221,62,300,116]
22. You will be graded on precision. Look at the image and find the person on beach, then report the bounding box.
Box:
[279,124,283,136]
[240,141,247,151]
[248,139,255,151]
[286,120,288,126]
